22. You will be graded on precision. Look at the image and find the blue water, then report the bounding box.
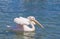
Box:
[0,0,60,39]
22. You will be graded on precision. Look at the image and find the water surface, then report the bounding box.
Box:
[0,0,60,39]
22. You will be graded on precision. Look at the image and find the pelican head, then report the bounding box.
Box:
[27,16,44,28]
[27,16,36,25]
[27,16,35,20]
[27,16,35,21]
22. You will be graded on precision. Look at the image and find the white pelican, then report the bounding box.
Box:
[7,16,44,32]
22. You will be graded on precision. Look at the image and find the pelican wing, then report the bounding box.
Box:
[14,17,30,25]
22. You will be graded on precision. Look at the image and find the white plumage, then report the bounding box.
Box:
[14,17,30,25]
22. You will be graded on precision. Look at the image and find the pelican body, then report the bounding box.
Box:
[7,16,44,32]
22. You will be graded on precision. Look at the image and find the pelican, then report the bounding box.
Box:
[7,16,44,32]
